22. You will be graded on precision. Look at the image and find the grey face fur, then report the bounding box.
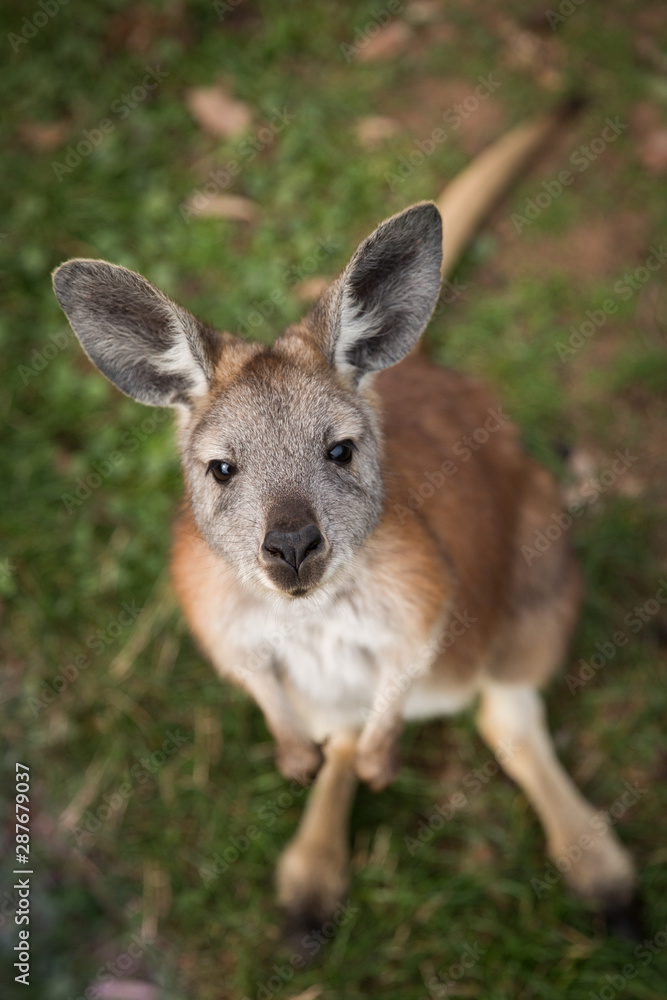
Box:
[53,202,443,600]
[182,354,386,597]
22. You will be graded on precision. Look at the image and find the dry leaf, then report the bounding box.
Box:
[92,981,159,1000]
[634,35,667,75]
[105,3,192,54]
[356,21,411,62]
[293,276,331,301]
[405,0,442,25]
[354,115,400,147]
[389,76,505,155]
[19,121,69,152]
[563,447,645,507]
[287,988,323,1000]
[184,193,258,222]
[494,213,649,284]
[639,129,667,175]
[631,101,667,175]
[185,85,252,139]
[493,13,565,89]
[566,448,597,489]
[636,5,667,32]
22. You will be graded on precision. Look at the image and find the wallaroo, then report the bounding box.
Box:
[53,102,639,950]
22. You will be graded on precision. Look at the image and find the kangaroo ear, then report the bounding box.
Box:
[52,259,221,407]
[320,202,443,377]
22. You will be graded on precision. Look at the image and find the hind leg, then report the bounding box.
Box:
[476,681,636,910]
[276,731,358,950]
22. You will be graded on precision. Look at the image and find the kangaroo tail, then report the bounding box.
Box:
[436,97,583,280]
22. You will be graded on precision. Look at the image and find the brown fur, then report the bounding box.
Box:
[53,108,637,947]
[173,350,580,693]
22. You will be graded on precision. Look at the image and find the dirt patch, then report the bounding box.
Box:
[630,101,667,177]
[489,211,651,284]
[490,12,567,91]
[382,74,507,155]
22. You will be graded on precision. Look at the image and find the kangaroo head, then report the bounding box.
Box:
[53,203,443,599]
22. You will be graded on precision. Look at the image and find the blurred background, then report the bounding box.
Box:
[2,1,667,998]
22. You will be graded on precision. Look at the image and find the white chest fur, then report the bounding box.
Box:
[222,576,476,741]
[280,591,389,730]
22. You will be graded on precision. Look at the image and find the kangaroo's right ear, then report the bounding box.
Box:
[311,202,443,381]
[52,259,221,408]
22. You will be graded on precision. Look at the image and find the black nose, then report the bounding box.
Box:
[262,524,324,572]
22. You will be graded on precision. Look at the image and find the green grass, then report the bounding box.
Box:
[2,1,667,998]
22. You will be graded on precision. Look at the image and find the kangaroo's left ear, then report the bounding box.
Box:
[316,202,443,378]
[52,259,221,408]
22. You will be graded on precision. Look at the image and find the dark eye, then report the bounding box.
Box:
[327,440,354,465]
[207,460,235,483]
